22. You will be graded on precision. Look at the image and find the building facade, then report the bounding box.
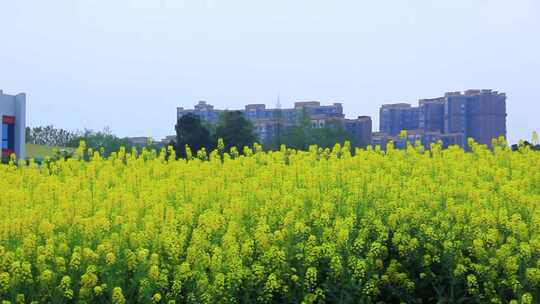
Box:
[377,89,506,149]
[418,97,445,133]
[0,90,26,159]
[379,103,419,136]
[444,89,506,146]
[344,116,372,148]
[178,100,372,147]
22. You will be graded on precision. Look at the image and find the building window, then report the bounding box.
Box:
[2,116,15,155]
[1,123,8,149]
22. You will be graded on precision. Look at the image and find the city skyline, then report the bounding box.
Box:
[1,0,539,143]
[0,87,527,146]
[176,88,506,149]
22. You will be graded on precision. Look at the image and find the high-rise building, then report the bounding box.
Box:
[445,89,506,146]
[418,97,445,133]
[377,89,507,149]
[468,91,507,146]
[379,103,419,136]
[0,90,26,159]
[177,101,222,124]
[344,116,372,147]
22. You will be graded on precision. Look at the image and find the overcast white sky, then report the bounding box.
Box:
[1,0,539,142]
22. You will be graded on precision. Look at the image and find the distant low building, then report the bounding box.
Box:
[372,130,465,150]
[0,90,26,159]
[127,137,154,146]
[160,135,176,145]
[371,132,390,149]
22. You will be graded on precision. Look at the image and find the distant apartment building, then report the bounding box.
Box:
[0,90,26,159]
[160,135,177,145]
[344,116,372,148]
[379,103,419,136]
[127,137,154,146]
[444,89,507,146]
[418,97,445,133]
[177,100,372,147]
[180,101,222,124]
[377,89,506,149]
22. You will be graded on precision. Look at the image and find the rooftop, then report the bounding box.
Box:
[381,103,412,108]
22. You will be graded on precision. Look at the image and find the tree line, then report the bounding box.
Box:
[26,126,132,156]
[25,111,359,161]
[25,122,539,161]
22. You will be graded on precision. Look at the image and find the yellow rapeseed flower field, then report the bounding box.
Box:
[0,139,539,303]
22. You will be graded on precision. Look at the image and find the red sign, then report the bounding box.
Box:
[1,149,14,157]
[2,116,15,124]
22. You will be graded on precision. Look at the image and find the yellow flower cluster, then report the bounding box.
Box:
[0,139,539,303]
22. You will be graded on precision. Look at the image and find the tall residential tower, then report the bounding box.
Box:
[377,89,506,149]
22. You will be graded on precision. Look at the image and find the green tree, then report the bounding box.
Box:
[214,111,256,152]
[278,109,311,150]
[68,127,131,156]
[278,110,351,150]
[533,131,539,146]
[174,113,214,158]
[26,125,78,147]
[308,119,351,148]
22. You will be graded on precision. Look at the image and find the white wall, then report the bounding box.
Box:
[0,91,26,159]
[15,93,26,159]
[0,94,17,114]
